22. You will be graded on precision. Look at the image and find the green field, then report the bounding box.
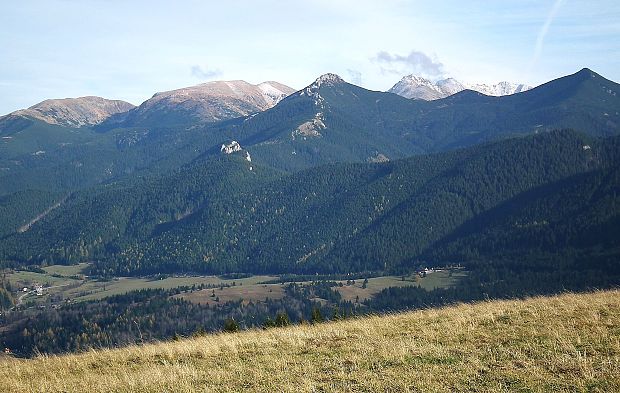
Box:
[76,275,279,302]
[5,266,281,306]
[5,264,465,308]
[7,270,77,288]
[334,270,467,302]
[42,263,89,276]
[177,283,286,305]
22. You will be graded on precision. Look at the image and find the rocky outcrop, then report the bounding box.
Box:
[221,140,242,154]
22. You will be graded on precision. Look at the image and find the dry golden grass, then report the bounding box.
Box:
[1,290,619,392]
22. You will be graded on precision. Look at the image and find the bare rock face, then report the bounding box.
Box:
[389,75,531,100]
[5,97,135,128]
[128,80,296,125]
[221,140,242,154]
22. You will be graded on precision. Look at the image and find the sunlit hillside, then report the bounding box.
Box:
[2,290,619,392]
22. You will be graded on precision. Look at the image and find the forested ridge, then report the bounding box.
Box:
[1,129,618,279]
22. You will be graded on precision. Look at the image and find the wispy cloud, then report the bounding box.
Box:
[191,65,222,80]
[372,50,445,78]
[531,0,566,67]
[346,69,362,85]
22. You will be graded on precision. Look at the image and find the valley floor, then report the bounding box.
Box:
[1,290,619,392]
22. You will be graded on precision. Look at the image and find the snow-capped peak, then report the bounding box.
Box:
[469,81,531,96]
[389,75,532,100]
[389,75,443,100]
[435,78,466,96]
[399,75,434,86]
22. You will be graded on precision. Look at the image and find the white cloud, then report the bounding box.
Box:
[372,50,446,79]
[191,66,222,80]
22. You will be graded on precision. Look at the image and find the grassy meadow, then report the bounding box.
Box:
[1,290,618,392]
[6,263,464,307]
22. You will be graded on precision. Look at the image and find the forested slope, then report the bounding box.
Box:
[2,130,618,279]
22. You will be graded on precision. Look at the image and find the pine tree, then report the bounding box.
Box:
[275,312,290,327]
[311,307,323,324]
[223,318,239,332]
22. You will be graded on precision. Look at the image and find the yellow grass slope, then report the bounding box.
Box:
[2,290,619,392]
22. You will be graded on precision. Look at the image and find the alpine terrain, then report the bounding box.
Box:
[102,80,296,128]
[389,74,531,100]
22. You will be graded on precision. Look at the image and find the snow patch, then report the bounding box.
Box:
[258,82,289,106]
[390,75,532,100]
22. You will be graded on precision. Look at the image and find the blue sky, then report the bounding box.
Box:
[1,0,619,114]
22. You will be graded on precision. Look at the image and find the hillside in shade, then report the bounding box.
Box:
[2,129,618,279]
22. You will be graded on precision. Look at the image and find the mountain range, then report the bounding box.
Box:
[216,68,619,171]
[0,67,618,192]
[0,74,533,132]
[389,75,531,100]
[0,67,619,279]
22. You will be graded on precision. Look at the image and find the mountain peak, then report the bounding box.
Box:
[314,73,345,86]
[389,75,445,100]
[571,67,599,82]
[121,80,296,126]
[3,96,135,128]
[389,76,532,100]
[401,74,433,84]
[299,73,346,102]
